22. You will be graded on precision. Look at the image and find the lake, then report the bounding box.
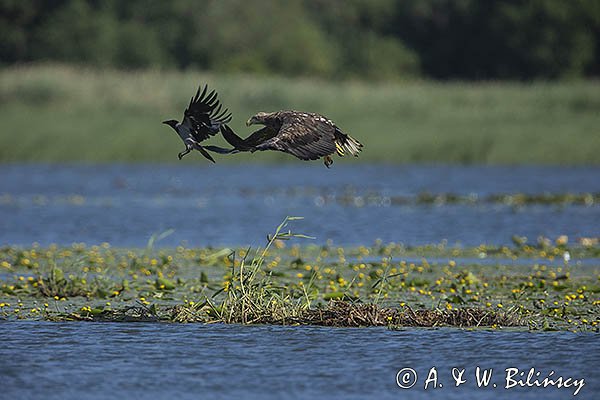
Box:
[0,321,597,399]
[1,164,598,247]
[1,164,598,399]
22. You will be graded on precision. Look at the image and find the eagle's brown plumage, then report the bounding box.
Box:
[220,111,362,167]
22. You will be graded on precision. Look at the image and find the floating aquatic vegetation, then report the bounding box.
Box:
[1,191,597,209]
[0,219,598,331]
[48,304,165,323]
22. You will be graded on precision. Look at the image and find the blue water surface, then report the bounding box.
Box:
[1,165,599,399]
[0,321,597,400]
[1,164,598,247]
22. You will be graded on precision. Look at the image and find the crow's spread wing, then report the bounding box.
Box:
[181,85,232,142]
[255,112,337,160]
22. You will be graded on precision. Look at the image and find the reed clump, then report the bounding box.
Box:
[212,217,314,324]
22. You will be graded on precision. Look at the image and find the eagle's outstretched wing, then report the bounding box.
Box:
[220,125,277,151]
[181,85,232,143]
[255,112,337,160]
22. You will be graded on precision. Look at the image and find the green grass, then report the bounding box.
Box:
[1,64,599,164]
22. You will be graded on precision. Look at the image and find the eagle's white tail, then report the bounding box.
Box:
[334,128,363,157]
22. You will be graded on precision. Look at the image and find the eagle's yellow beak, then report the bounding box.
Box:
[246,117,254,127]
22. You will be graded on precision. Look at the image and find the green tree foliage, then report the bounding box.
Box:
[0,0,598,80]
[191,0,338,76]
[32,1,118,66]
[389,0,600,79]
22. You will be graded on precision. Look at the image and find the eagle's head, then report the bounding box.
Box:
[246,112,275,127]
[162,119,179,131]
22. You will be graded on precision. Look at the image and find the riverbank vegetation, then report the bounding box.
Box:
[1,65,599,164]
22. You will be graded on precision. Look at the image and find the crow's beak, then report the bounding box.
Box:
[162,120,169,125]
[246,117,254,127]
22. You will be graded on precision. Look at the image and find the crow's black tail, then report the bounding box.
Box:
[196,145,216,163]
